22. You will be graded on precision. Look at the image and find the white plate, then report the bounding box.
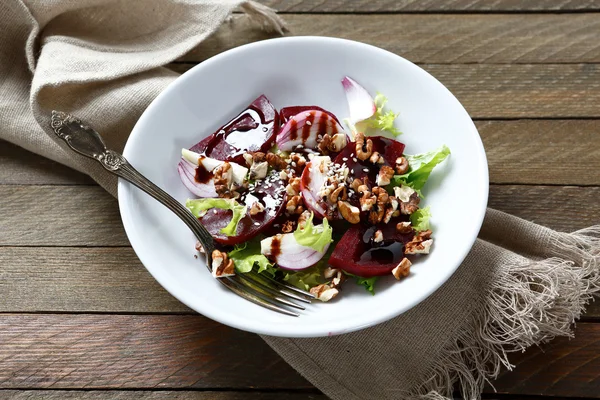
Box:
[118,37,488,338]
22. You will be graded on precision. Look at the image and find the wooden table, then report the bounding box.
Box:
[1,1,600,399]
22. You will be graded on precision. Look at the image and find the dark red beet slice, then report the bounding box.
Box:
[328,220,414,277]
[334,136,405,188]
[280,106,341,125]
[199,174,287,245]
[190,95,279,165]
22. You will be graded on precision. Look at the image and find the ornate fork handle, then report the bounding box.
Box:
[50,110,216,259]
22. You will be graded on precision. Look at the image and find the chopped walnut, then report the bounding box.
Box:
[317,134,332,154]
[330,270,345,288]
[214,162,234,198]
[286,195,304,214]
[396,221,413,234]
[281,220,295,233]
[394,185,416,203]
[376,165,395,187]
[350,178,363,192]
[252,152,266,164]
[328,185,347,203]
[395,156,409,175]
[338,200,360,224]
[355,132,373,161]
[310,284,339,302]
[266,152,287,169]
[289,153,307,173]
[286,177,301,196]
[400,192,420,215]
[249,161,269,181]
[249,201,265,216]
[323,267,339,280]
[392,257,412,280]
[297,210,312,229]
[368,187,389,224]
[329,133,347,152]
[405,230,433,254]
[358,184,376,212]
[373,229,383,243]
[383,196,399,224]
[211,250,235,278]
[369,151,385,164]
[195,241,206,254]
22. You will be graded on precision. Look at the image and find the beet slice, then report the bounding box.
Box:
[328,221,414,277]
[334,136,405,188]
[199,174,287,245]
[190,95,279,165]
[280,105,341,125]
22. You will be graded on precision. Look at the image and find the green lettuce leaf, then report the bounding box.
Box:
[228,240,275,274]
[410,206,431,232]
[283,266,325,291]
[392,145,450,190]
[345,272,378,295]
[293,212,333,253]
[360,93,402,136]
[185,198,247,236]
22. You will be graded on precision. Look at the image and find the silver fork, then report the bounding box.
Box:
[50,110,313,316]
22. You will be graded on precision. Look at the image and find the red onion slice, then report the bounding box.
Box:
[276,110,346,152]
[341,76,376,124]
[261,233,330,270]
[177,160,218,198]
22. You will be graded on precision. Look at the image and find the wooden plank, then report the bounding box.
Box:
[0,314,311,389]
[491,323,600,397]
[0,391,325,399]
[0,140,92,185]
[0,185,128,247]
[0,314,597,396]
[2,121,599,187]
[259,0,600,13]
[1,184,598,248]
[477,120,600,186]
[169,62,600,119]
[182,14,600,64]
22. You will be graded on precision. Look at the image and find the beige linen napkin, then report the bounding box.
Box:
[1,1,599,399]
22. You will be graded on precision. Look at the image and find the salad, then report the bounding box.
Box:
[178,77,450,302]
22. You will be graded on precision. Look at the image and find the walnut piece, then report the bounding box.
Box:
[376,165,395,186]
[195,241,206,254]
[249,201,265,216]
[338,200,360,224]
[286,177,301,196]
[281,220,295,233]
[395,156,409,175]
[392,257,412,280]
[394,185,416,203]
[211,250,235,278]
[289,153,307,173]
[286,195,304,214]
[328,185,347,203]
[329,133,347,152]
[369,151,384,164]
[317,133,332,154]
[214,162,234,198]
[396,221,413,234]
[368,187,389,224]
[400,192,420,215]
[355,132,373,161]
[405,231,433,255]
[323,267,339,280]
[383,196,399,224]
[373,229,383,243]
[310,284,339,302]
[266,152,287,169]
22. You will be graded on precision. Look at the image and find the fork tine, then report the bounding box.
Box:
[234,275,305,310]
[219,277,299,317]
[239,274,310,310]
[249,270,316,299]
[242,272,312,304]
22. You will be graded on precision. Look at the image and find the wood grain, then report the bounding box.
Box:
[0,185,128,247]
[169,62,600,119]
[0,313,597,396]
[492,323,600,397]
[0,391,325,400]
[259,0,600,13]
[182,13,600,64]
[0,141,92,185]
[0,314,310,389]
